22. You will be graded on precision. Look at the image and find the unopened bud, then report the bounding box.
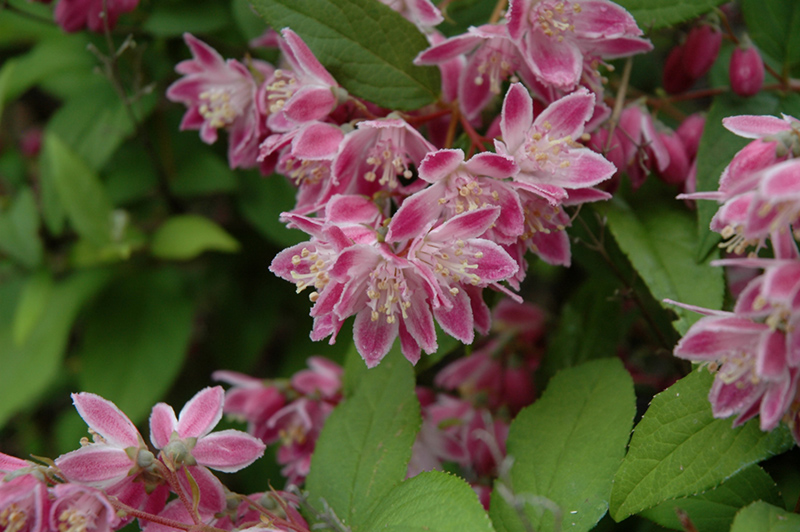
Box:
[676,113,706,161]
[682,23,722,79]
[663,44,694,94]
[656,132,691,186]
[730,39,764,97]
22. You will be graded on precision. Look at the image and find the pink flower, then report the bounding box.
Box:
[290,356,343,400]
[262,29,345,132]
[507,0,652,90]
[268,398,334,485]
[211,371,287,444]
[0,474,48,532]
[49,485,119,532]
[166,34,270,169]
[495,84,616,205]
[378,0,443,29]
[54,0,138,33]
[730,38,764,98]
[615,104,671,188]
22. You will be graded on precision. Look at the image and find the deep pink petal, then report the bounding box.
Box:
[465,152,518,179]
[675,316,768,360]
[430,207,500,241]
[415,33,484,65]
[283,85,338,124]
[534,87,594,140]
[387,184,444,243]
[500,84,533,152]
[192,430,266,472]
[524,32,582,89]
[435,289,474,343]
[280,29,337,86]
[757,329,788,381]
[177,386,224,439]
[530,229,571,266]
[419,149,465,182]
[71,393,141,449]
[760,159,800,200]
[149,403,178,449]
[353,308,399,368]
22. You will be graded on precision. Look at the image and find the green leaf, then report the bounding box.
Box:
[42,131,114,247]
[694,92,782,260]
[250,0,440,110]
[151,215,240,260]
[0,269,111,429]
[538,276,632,384]
[730,501,800,532]
[362,471,495,532]
[0,0,61,45]
[609,369,794,521]
[144,0,233,36]
[306,349,420,530]
[597,197,724,335]
[490,359,636,532]
[77,268,194,424]
[170,149,237,197]
[640,465,782,532]
[12,270,53,346]
[614,0,727,29]
[0,60,15,122]
[741,0,800,69]
[237,172,305,248]
[0,188,44,269]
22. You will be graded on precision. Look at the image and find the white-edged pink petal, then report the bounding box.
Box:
[722,115,792,138]
[55,446,134,486]
[191,430,266,473]
[71,392,141,449]
[149,403,178,449]
[280,29,337,87]
[419,149,465,182]
[533,87,594,140]
[354,309,399,368]
[177,386,225,439]
[500,83,533,152]
[464,152,518,179]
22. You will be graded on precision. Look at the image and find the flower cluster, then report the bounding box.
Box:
[0,390,310,532]
[673,112,800,442]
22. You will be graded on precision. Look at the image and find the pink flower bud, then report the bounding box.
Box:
[656,132,691,186]
[682,24,722,79]
[730,41,765,97]
[663,44,694,94]
[676,113,706,161]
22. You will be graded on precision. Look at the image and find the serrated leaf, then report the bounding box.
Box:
[12,270,53,346]
[597,197,723,335]
[730,501,800,532]
[610,369,794,521]
[77,268,194,424]
[694,92,781,260]
[741,0,800,69]
[0,269,111,429]
[249,0,440,110]
[0,187,44,269]
[362,471,495,532]
[640,465,782,532]
[151,215,240,260]
[490,358,635,532]
[42,131,114,246]
[306,349,420,530]
[615,0,726,30]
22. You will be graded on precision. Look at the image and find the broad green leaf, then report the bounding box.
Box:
[610,369,794,521]
[0,269,111,429]
[306,349,420,530]
[12,270,53,346]
[233,0,269,41]
[0,0,61,45]
[362,471,495,532]
[615,0,726,29]
[144,0,233,36]
[151,215,240,260]
[640,465,782,532]
[490,359,635,532]
[42,131,114,247]
[47,79,158,171]
[597,197,724,335]
[77,268,194,424]
[730,501,800,532]
[694,92,781,260]
[237,172,305,248]
[538,276,632,384]
[741,0,800,69]
[250,0,441,110]
[0,60,15,122]
[104,144,158,205]
[170,149,237,197]
[0,188,44,269]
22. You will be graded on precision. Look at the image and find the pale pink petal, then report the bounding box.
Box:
[574,0,642,36]
[723,115,792,138]
[387,184,444,243]
[283,85,338,124]
[500,83,533,152]
[149,403,178,449]
[177,386,224,439]
[192,430,266,472]
[414,33,484,65]
[354,309,399,368]
[0,452,28,474]
[408,0,444,27]
[533,87,594,140]
[524,32,582,89]
[280,29,337,87]
[760,159,800,200]
[757,329,788,381]
[759,373,795,430]
[675,316,768,360]
[293,123,343,160]
[71,393,141,449]
[325,195,380,224]
[430,207,500,241]
[435,289,474,344]
[465,153,518,179]
[55,446,133,486]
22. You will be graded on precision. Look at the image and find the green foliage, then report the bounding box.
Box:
[597,196,724,335]
[144,0,233,36]
[362,471,495,532]
[306,349,421,529]
[730,501,800,532]
[610,369,795,521]
[490,359,636,532]
[151,214,240,260]
[0,270,111,428]
[0,188,44,269]
[741,0,800,70]
[249,0,441,110]
[12,270,53,346]
[77,268,194,424]
[640,465,782,532]
[237,172,305,247]
[615,0,726,29]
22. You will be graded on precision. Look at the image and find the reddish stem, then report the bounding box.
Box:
[459,114,488,154]
[404,107,453,125]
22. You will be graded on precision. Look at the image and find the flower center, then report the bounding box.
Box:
[366,263,411,324]
[364,138,414,190]
[282,156,331,188]
[198,86,247,129]
[474,44,518,94]
[264,70,298,114]
[58,506,96,532]
[524,123,581,174]
[418,239,483,288]
[534,1,582,42]
[291,246,333,301]
[0,504,27,532]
